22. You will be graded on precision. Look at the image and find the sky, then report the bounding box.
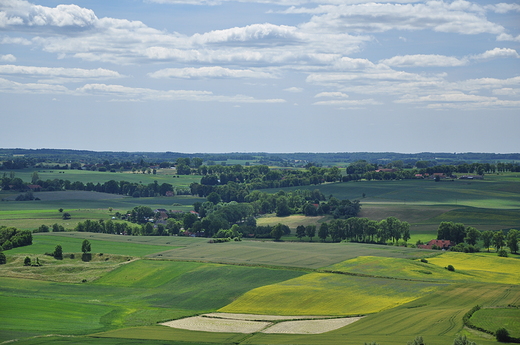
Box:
[0,0,519,153]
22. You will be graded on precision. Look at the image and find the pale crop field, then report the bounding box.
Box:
[261,317,364,334]
[160,316,271,333]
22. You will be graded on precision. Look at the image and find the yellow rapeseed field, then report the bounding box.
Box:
[427,252,520,284]
[219,272,441,316]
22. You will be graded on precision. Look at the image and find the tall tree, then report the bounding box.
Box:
[493,230,505,252]
[481,230,494,252]
[305,225,316,242]
[464,227,481,246]
[318,223,329,242]
[53,244,63,259]
[296,225,306,241]
[81,239,91,254]
[507,229,519,254]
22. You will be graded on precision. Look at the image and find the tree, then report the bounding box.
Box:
[496,328,510,342]
[464,226,481,246]
[53,244,63,259]
[270,223,284,241]
[453,335,477,345]
[62,212,71,220]
[0,252,6,264]
[507,229,519,254]
[31,171,40,184]
[207,192,221,205]
[407,336,425,345]
[81,239,91,254]
[318,223,329,242]
[493,230,505,252]
[183,212,199,230]
[296,225,306,241]
[482,230,494,252]
[275,196,291,217]
[305,225,316,242]
[24,256,31,266]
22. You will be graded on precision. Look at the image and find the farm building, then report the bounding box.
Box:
[418,239,454,250]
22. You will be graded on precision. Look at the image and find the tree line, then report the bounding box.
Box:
[0,226,33,251]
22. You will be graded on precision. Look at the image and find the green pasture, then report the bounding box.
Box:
[4,168,200,187]
[148,240,432,268]
[6,233,176,256]
[0,260,305,342]
[264,173,520,209]
[470,308,520,338]
[0,191,202,230]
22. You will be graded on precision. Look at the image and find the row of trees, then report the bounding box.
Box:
[436,221,519,254]
[0,226,33,251]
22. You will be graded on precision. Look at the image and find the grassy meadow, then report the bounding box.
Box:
[1,170,519,344]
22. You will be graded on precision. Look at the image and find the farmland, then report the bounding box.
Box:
[0,168,519,344]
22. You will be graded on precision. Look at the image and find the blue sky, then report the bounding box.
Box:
[0,0,519,153]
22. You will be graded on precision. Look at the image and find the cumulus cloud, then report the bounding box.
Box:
[314,91,349,98]
[149,66,276,79]
[0,54,16,62]
[471,48,520,60]
[0,64,123,80]
[380,54,468,67]
[295,2,504,35]
[284,86,303,92]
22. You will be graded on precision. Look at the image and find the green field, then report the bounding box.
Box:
[1,171,520,344]
[470,308,520,338]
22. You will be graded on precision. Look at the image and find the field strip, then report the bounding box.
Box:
[261,316,365,334]
[160,316,272,333]
[203,312,333,321]
[161,314,365,334]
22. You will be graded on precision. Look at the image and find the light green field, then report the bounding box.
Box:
[7,233,177,257]
[0,191,202,230]
[148,240,434,268]
[0,259,305,343]
[470,308,520,338]
[219,272,444,316]
[4,168,200,187]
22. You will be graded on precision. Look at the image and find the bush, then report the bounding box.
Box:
[446,264,455,271]
[453,335,477,345]
[24,256,31,266]
[496,328,510,342]
[420,258,429,263]
[498,249,508,257]
[0,252,6,265]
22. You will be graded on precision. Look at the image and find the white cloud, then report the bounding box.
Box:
[315,91,348,98]
[284,86,303,92]
[471,48,519,60]
[294,2,505,35]
[1,36,31,45]
[380,54,468,67]
[492,88,520,96]
[0,64,123,80]
[486,3,520,14]
[0,54,16,62]
[313,98,380,106]
[496,33,520,42]
[148,66,277,79]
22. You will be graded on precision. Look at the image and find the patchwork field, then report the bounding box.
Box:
[1,172,519,344]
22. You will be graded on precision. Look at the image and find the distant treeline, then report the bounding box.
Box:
[2,149,520,169]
